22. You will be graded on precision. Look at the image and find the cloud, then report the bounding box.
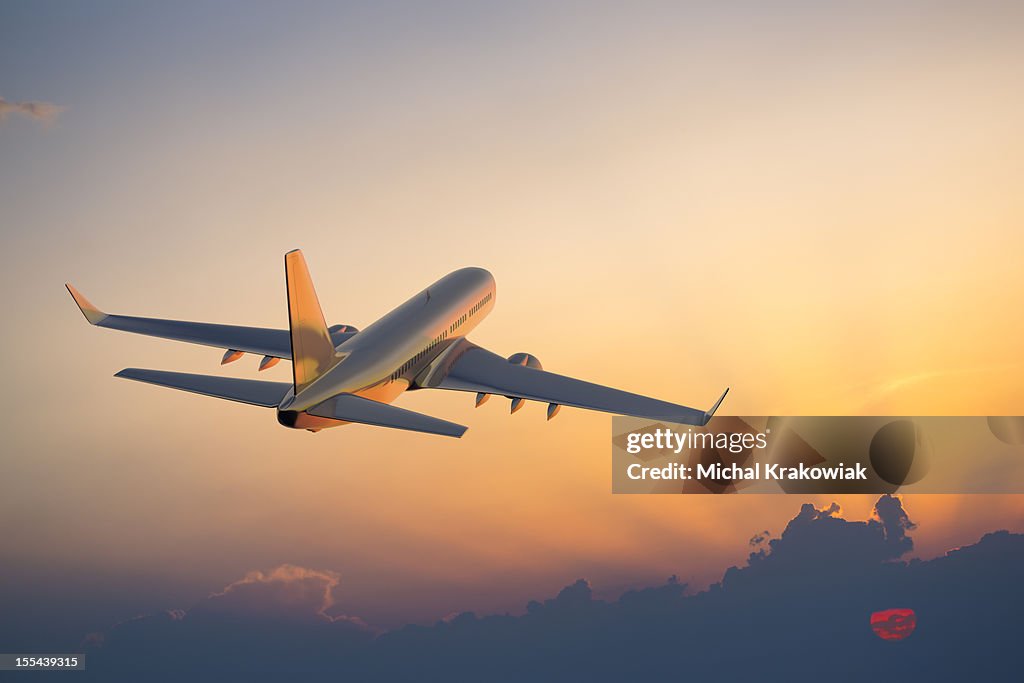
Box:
[192,564,357,624]
[86,564,373,679]
[82,499,1024,681]
[0,97,64,124]
[873,493,916,555]
[748,529,771,547]
[724,495,914,594]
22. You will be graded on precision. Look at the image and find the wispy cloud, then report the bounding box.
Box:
[0,97,64,124]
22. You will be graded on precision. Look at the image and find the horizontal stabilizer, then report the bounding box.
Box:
[308,394,467,438]
[115,368,291,407]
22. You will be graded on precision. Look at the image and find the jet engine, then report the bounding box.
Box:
[477,353,559,418]
[329,323,360,346]
[506,352,542,370]
[503,353,550,416]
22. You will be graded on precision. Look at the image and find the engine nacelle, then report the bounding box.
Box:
[221,349,244,365]
[329,323,360,347]
[507,352,542,370]
[506,354,542,414]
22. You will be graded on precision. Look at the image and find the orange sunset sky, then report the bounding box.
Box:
[2,1,1024,629]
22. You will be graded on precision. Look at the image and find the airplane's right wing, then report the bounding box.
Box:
[66,284,357,361]
[420,339,727,426]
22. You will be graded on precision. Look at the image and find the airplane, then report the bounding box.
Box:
[66,250,728,437]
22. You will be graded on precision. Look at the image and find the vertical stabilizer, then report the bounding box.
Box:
[285,250,338,393]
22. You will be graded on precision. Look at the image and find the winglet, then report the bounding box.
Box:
[65,283,107,325]
[702,387,729,425]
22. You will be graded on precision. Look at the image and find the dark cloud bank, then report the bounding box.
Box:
[74,496,1020,681]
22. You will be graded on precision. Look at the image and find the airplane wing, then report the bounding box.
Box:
[420,340,727,426]
[66,284,357,360]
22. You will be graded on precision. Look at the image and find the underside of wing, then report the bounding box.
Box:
[115,368,292,407]
[421,340,727,426]
[66,284,358,360]
[307,394,467,438]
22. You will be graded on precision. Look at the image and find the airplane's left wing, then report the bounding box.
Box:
[67,284,360,363]
[68,275,360,364]
[420,340,727,426]
[66,284,294,359]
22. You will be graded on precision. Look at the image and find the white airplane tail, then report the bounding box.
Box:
[285,249,339,393]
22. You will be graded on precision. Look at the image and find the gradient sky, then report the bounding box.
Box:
[2,0,1024,641]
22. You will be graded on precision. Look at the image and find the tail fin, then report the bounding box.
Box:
[285,250,338,393]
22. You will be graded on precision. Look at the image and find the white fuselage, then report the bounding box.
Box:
[278,267,496,429]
